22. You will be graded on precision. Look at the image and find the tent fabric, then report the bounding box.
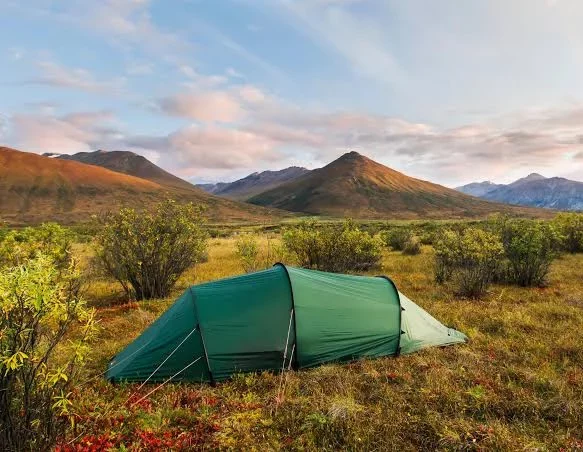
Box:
[106,264,467,383]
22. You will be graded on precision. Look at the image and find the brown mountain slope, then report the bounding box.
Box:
[249,151,549,219]
[57,150,198,191]
[0,147,287,224]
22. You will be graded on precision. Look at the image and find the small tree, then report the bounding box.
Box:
[382,228,413,251]
[0,255,97,451]
[96,200,208,300]
[235,234,260,273]
[283,220,383,273]
[552,212,583,253]
[434,228,503,298]
[402,236,422,255]
[235,234,289,273]
[495,218,561,287]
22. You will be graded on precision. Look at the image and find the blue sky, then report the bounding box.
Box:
[1,0,583,186]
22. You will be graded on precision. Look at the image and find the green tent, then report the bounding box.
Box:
[106,264,466,383]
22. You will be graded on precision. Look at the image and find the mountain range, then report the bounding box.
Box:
[0,147,286,225]
[0,146,553,224]
[197,167,310,201]
[456,173,583,210]
[248,151,543,219]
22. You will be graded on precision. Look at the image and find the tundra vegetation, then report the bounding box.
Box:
[1,210,582,450]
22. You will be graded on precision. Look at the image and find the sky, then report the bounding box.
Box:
[1,0,583,186]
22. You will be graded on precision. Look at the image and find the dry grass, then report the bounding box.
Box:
[61,236,583,450]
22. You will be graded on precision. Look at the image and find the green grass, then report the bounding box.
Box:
[62,237,583,450]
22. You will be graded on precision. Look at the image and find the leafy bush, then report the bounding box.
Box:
[0,223,73,268]
[495,218,560,287]
[235,234,260,273]
[382,228,413,251]
[402,236,422,255]
[283,220,383,273]
[235,234,289,273]
[0,255,97,451]
[95,200,208,300]
[434,228,504,298]
[552,213,583,253]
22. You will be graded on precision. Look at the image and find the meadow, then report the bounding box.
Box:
[57,232,583,451]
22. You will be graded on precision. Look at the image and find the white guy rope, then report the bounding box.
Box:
[276,309,294,399]
[124,326,198,404]
[129,356,203,408]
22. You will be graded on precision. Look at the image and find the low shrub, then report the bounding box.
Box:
[95,200,208,300]
[283,220,383,273]
[552,212,583,253]
[0,222,73,268]
[235,234,260,273]
[434,228,503,298]
[402,236,422,255]
[235,235,288,273]
[494,218,561,287]
[383,228,413,251]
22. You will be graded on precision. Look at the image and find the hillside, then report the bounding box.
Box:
[0,147,287,224]
[55,150,197,191]
[457,173,583,211]
[249,151,546,219]
[197,167,310,201]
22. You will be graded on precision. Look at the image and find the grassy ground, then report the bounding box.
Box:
[61,236,583,451]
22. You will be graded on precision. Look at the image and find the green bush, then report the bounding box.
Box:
[95,200,208,300]
[383,228,413,251]
[0,254,98,451]
[434,228,504,298]
[402,236,422,255]
[495,218,561,287]
[283,220,383,273]
[235,234,288,273]
[0,223,73,269]
[552,212,583,253]
[235,234,260,273]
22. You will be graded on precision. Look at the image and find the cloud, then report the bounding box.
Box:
[5,99,583,185]
[158,91,246,123]
[273,0,405,86]
[156,84,272,123]
[127,124,280,173]
[26,61,125,93]
[9,110,118,154]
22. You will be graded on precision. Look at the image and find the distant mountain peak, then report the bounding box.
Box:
[525,172,546,180]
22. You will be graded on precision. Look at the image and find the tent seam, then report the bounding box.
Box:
[273,263,300,370]
[376,275,404,357]
[189,286,215,384]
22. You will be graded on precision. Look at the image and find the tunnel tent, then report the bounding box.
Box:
[106,264,467,383]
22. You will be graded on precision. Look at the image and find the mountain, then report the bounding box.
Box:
[54,150,196,191]
[249,151,544,219]
[197,182,230,195]
[456,181,504,197]
[197,167,310,201]
[456,173,583,211]
[508,173,547,187]
[482,176,583,210]
[0,147,287,224]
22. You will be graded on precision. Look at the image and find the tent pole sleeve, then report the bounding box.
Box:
[274,263,300,370]
[376,275,404,357]
[189,287,215,384]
